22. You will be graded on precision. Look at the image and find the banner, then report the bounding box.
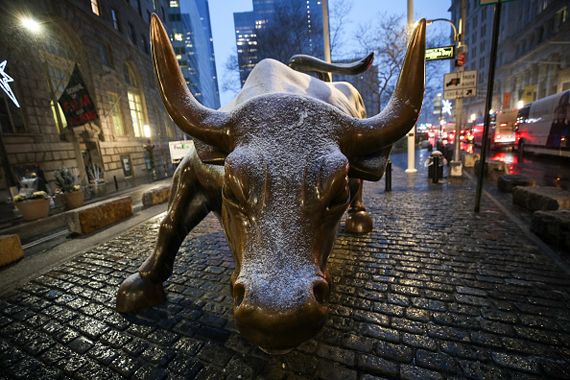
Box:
[58,65,98,127]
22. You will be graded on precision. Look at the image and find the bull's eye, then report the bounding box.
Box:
[327,184,350,211]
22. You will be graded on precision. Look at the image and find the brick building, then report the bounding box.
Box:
[0,0,186,206]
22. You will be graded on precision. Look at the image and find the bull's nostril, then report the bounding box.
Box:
[313,281,329,304]
[233,283,245,307]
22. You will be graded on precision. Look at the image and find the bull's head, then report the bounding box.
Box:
[151,15,425,353]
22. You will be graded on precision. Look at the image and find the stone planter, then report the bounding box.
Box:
[63,191,84,210]
[15,198,50,221]
[90,182,106,198]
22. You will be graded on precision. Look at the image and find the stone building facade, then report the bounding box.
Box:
[449,0,570,120]
[0,0,186,202]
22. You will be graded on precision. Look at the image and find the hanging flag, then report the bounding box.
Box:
[58,64,98,127]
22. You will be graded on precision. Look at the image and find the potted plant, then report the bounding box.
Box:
[88,163,106,198]
[13,191,50,221]
[54,168,84,210]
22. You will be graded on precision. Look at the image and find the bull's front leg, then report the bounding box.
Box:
[116,155,216,313]
[345,178,373,234]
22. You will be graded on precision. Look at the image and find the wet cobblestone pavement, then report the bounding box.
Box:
[1,157,570,379]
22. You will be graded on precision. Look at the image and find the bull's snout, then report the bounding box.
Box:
[232,277,330,353]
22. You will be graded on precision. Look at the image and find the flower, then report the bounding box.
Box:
[54,168,81,193]
[13,191,49,203]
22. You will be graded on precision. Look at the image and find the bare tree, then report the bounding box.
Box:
[354,13,451,122]
[329,0,353,58]
[221,47,241,96]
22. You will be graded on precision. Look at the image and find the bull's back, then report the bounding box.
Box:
[221,59,366,118]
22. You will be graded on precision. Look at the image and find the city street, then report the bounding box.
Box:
[1,152,569,379]
[474,147,570,190]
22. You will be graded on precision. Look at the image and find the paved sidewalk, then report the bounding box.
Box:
[1,151,569,379]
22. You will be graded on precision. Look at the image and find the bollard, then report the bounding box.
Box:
[432,155,440,184]
[385,160,392,192]
[114,175,119,191]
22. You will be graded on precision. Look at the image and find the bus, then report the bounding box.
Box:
[515,90,570,157]
[472,110,517,150]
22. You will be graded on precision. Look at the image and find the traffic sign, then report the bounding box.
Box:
[425,45,455,61]
[443,70,477,99]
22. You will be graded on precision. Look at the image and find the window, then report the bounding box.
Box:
[97,42,113,66]
[554,6,568,32]
[111,9,121,32]
[0,93,25,134]
[50,100,67,133]
[91,0,101,16]
[125,64,147,137]
[129,22,137,45]
[128,92,145,137]
[108,93,125,136]
[169,13,182,22]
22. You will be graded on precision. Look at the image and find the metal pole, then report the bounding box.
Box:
[385,160,392,192]
[321,0,331,63]
[450,0,467,177]
[474,1,502,213]
[405,0,417,174]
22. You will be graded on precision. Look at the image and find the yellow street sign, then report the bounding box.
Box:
[425,46,455,61]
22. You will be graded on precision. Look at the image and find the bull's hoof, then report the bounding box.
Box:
[345,210,373,234]
[116,273,166,313]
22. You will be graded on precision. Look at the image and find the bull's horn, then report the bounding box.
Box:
[150,14,232,151]
[340,19,426,157]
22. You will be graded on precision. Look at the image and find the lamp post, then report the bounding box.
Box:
[426,12,465,177]
[405,0,417,174]
[143,124,155,180]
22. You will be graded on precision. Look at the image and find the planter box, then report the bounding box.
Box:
[513,186,570,211]
[15,198,50,221]
[63,191,84,210]
[531,210,570,252]
[0,234,24,267]
[66,196,132,235]
[142,185,171,208]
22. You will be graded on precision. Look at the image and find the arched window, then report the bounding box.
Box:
[125,63,147,137]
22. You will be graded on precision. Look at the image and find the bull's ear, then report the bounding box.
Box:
[348,147,392,181]
[193,139,227,165]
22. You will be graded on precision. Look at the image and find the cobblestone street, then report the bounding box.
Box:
[1,156,570,379]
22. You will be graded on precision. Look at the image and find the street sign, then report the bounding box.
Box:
[443,70,477,100]
[425,45,455,61]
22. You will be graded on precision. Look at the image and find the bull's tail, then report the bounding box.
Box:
[288,52,374,82]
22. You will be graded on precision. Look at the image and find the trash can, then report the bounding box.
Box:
[425,150,445,181]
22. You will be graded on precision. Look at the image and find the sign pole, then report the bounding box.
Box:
[474,1,502,212]
[450,0,467,177]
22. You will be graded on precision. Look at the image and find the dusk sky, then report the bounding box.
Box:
[191,0,452,106]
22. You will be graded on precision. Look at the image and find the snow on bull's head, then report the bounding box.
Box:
[150,14,425,352]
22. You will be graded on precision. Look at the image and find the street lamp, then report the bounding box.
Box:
[426,18,458,43]
[143,124,152,138]
[19,16,43,34]
[143,124,155,180]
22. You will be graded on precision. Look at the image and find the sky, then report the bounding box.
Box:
[192,0,452,106]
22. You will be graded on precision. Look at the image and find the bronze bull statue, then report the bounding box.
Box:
[117,14,425,354]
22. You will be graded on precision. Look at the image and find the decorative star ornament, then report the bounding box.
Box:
[442,99,452,116]
[0,60,20,108]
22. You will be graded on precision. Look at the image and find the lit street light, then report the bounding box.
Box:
[19,15,42,34]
